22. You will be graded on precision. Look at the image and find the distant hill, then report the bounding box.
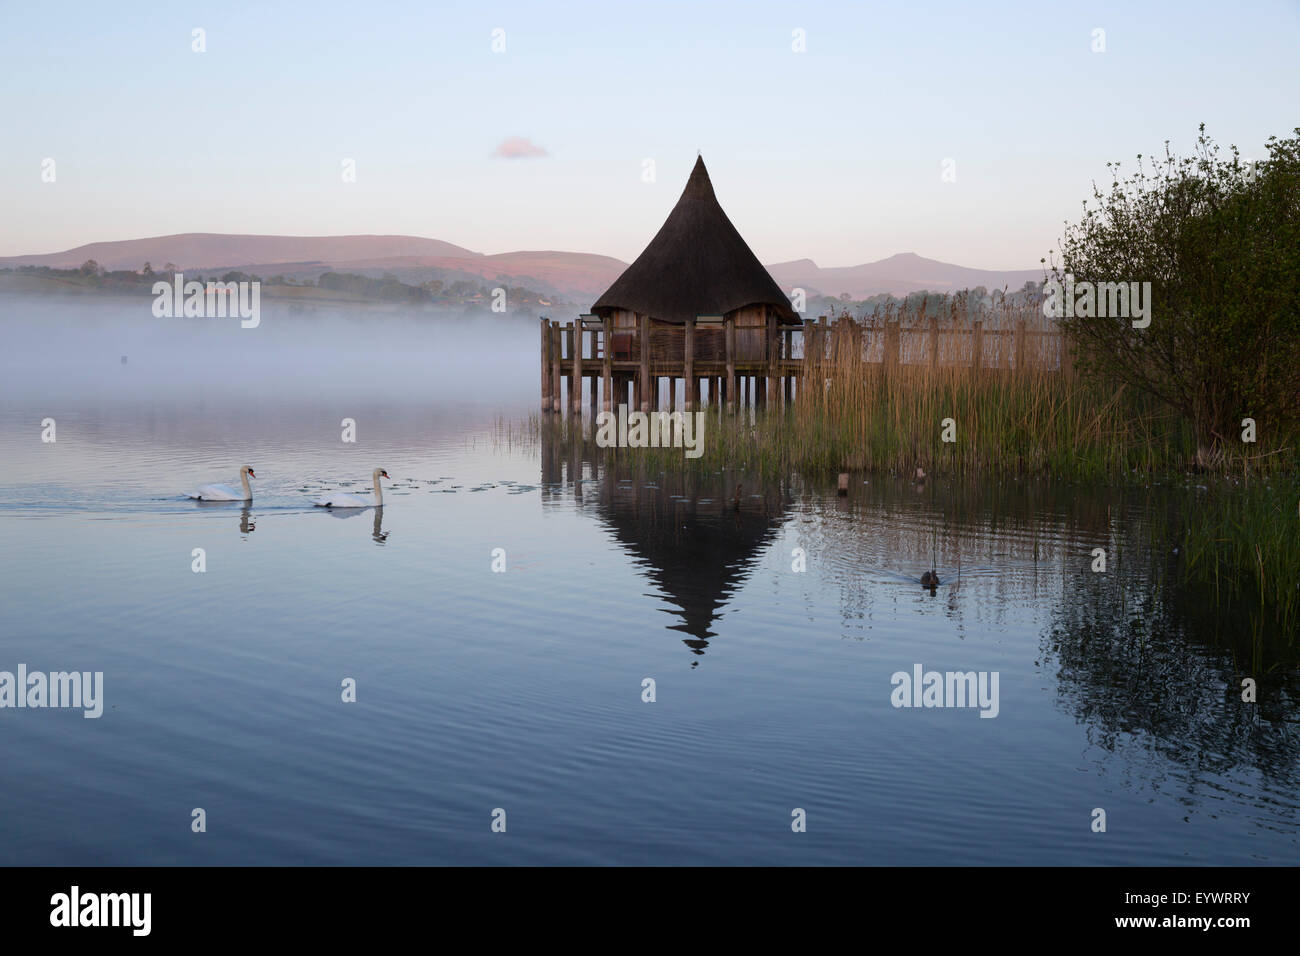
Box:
[1,235,1043,304]
[766,253,1045,299]
[315,251,628,301]
[0,234,480,272]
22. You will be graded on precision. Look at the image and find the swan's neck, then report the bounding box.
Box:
[241,471,251,498]
[373,474,383,507]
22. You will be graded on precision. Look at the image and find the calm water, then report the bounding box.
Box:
[1,298,1297,865]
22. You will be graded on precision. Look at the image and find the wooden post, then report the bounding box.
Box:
[885,320,900,369]
[724,313,736,413]
[602,315,613,412]
[972,320,983,373]
[638,313,651,413]
[766,306,779,407]
[1014,319,1026,373]
[800,319,815,405]
[551,321,562,414]
[783,327,793,402]
[929,315,939,369]
[684,317,695,412]
[541,318,552,412]
[571,321,582,415]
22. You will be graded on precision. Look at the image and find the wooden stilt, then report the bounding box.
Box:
[570,321,582,416]
[684,317,695,412]
[551,322,562,415]
[724,313,736,413]
[541,318,551,412]
[639,312,651,413]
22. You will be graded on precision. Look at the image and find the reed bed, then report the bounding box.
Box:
[1175,476,1300,637]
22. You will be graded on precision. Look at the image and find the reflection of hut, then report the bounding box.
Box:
[587,468,791,654]
[542,157,803,416]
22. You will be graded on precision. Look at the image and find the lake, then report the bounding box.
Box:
[1,298,1296,865]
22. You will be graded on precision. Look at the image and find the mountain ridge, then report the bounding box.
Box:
[0,234,1044,301]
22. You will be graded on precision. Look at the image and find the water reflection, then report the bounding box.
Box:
[543,433,1300,832]
[541,437,792,654]
[1045,554,1300,794]
[192,499,257,535]
[319,503,390,544]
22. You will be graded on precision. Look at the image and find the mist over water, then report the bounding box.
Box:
[0,294,540,399]
[0,296,1296,865]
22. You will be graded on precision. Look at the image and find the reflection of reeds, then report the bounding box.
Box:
[1176,476,1300,637]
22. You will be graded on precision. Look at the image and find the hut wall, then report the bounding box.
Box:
[731,305,767,362]
[611,309,636,359]
[603,309,741,364]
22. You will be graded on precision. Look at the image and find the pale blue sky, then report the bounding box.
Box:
[2,0,1297,268]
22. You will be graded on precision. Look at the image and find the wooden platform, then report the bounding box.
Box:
[541,313,1070,415]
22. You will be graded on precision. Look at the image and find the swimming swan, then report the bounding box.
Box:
[313,469,388,508]
[187,466,255,501]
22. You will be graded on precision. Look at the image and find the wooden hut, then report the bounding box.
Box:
[543,156,803,415]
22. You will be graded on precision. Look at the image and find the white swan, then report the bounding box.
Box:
[187,466,255,501]
[313,468,388,508]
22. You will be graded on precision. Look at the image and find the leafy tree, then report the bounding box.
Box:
[1051,126,1300,462]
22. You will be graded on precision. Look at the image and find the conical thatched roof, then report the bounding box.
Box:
[592,156,796,325]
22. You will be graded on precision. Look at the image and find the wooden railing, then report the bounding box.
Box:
[541,312,1070,414]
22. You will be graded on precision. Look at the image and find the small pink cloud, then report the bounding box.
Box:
[493,136,548,159]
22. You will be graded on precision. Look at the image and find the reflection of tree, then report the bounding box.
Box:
[1044,543,1300,785]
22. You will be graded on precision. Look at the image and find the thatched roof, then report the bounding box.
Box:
[592,156,796,325]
